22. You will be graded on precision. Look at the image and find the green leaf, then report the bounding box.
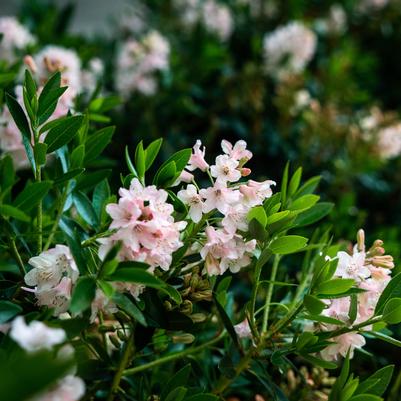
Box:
[5,93,35,171]
[289,194,320,211]
[154,161,177,187]
[213,294,240,350]
[304,294,326,315]
[125,146,138,177]
[24,70,37,101]
[107,268,164,289]
[145,138,163,170]
[70,276,96,314]
[348,395,382,401]
[265,211,290,225]
[38,87,67,125]
[34,142,48,166]
[303,314,346,326]
[300,354,337,369]
[375,272,401,314]
[162,285,182,304]
[112,292,147,326]
[0,301,22,323]
[184,394,219,401]
[315,278,355,295]
[288,166,302,197]
[161,364,191,400]
[70,144,85,168]
[165,387,187,401]
[14,181,52,212]
[135,141,146,180]
[0,204,30,222]
[280,162,289,207]
[75,169,111,191]
[73,191,99,228]
[154,148,191,186]
[294,176,321,198]
[296,332,318,351]
[356,365,394,396]
[369,331,401,347]
[349,293,358,324]
[295,203,334,227]
[247,206,267,227]
[54,168,85,186]
[44,115,84,153]
[382,298,401,324]
[0,350,72,401]
[270,235,308,255]
[84,126,115,162]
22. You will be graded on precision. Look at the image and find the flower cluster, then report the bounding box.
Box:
[115,31,170,97]
[0,17,35,63]
[176,0,233,41]
[100,178,186,271]
[318,230,394,361]
[9,317,85,401]
[263,21,317,79]
[178,139,275,275]
[0,46,103,169]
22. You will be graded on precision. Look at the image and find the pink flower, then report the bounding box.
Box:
[90,289,118,323]
[187,140,209,172]
[234,319,252,339]
[221,139,252,163]
[200,181,240,214]
[239,180,276,207]
[30,375,85,401]
[335,251,371,282]
[222,203,248,233]
[177,184,204,223]
[100,178,186,271]
[321,332,366,361]
[210,154,241,183]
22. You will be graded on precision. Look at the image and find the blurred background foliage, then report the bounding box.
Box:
[2,0,401,398]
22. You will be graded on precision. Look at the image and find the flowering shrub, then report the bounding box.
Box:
[0,70,401,400]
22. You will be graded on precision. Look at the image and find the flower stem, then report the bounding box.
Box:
[36,164,42,254]
[262,255,280,334]
[123,331,225,376]
[44,187,68,251]
[9,237,26,276]
[107,332,135,401]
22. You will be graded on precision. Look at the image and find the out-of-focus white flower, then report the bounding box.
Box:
[321,332,366,361]
[115,31,170,97]
[234,319,252,339]
[29,375,85,401]
[175,0,233,41]
[201,0,233,41]
[34,46,82,96]
[377,124,401,160]
[357,0,389,13]
[0,17,35,62]
[263,21,317,78]
[81,58,104,94]
[10,316,66,353]
[315,4,347,36]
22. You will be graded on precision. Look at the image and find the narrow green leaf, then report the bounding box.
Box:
[14,181,52,212]
[270,235,308,255]
[304,294,326,315]
[382,298,401,324]
[145,138,163,170]
[0,301,23,323]
[73,191,99,228]
[70,276,96,314]
[107,268,164,288]
[315,278,355,295]
[0,204,30,222]
[84,126,115,162]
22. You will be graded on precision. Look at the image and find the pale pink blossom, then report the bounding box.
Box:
[201,0,233,41]
[0,17,35,62]
[10,317,66,353]
[222,203,248,233]
[90,289,118,323]
[177,184,204,223]
[234,319,252,339]
[335,251,371,282]
[200,181,240,214]
[100,178,186,271]
[221,140,252,163]
[29,375,85,401]
[187,140,209,172]
[239,180,276,207]
[210,154,241,183]
[321,332,366,361]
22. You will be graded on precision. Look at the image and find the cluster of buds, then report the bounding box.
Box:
[181,270,213,302]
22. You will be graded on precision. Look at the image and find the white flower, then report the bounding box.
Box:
[234,319,252,339]
[263,21,317,78]
[10,317,66,353]
[377,124,401,160]
[202,0,233,41]
[335,251,371,282]
[90,289,118,323]
[210,154,241,183]
[25,245,79,315]
[0,17,35,62]
[177,184,204,223]
[115,31,170,98]
[29,375,85,401]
